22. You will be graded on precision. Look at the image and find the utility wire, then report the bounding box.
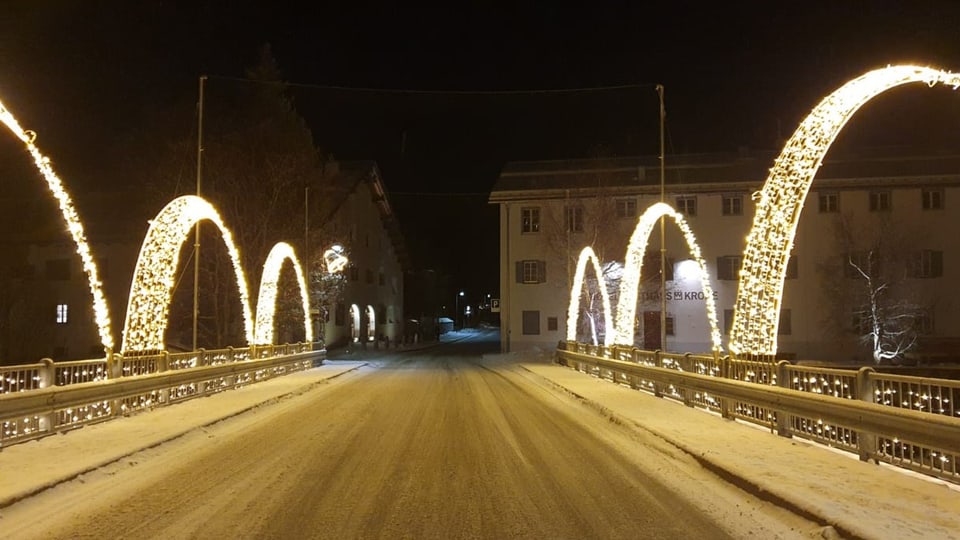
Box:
[208,74,656,96]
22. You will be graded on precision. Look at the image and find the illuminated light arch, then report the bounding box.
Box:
[366,305,376,341]
[0,100,114,353]
[253,242,313,345]
[121,195,253,353]
[729,65,960,357]
[566,246,614,346]
[349,304,361,342]
[613,202,722,354]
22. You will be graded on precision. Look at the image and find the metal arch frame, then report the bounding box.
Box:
[122,195,254,353]
[613,202,722,354]
[567,246,615,346]
[254,242,313,345]
[729,65,960,357]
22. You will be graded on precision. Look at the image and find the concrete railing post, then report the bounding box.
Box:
[775,360,792,437]
[720,355,733,419]
[653,350,663,398]
[856,366,879,463]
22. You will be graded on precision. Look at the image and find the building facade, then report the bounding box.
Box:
[490,150,960,363]
[311,161,408,349]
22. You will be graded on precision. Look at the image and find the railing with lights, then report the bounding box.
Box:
[558,341,960,484]
[0,343,322,448]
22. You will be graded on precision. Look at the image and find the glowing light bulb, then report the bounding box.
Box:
[121,195,253,353]
[254,242,313,345]
[730,65,960,357]
[0,100,113,353]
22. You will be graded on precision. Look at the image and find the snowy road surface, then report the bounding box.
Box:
[0,330,822,539]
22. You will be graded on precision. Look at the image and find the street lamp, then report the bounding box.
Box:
[455,290,464,330]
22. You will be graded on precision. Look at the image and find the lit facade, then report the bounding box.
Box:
[490,151,960,363]
[312,161,408,348]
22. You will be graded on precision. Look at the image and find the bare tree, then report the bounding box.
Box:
[818,213,931,364]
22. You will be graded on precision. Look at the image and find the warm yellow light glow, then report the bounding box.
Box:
[0,100,114,353]
[254,242,313,345]
[366,305,376,341]
[121,196,253,353]
[567,246,614,346]
[729,65,960,357]
[613,202,722,353]
[324,244,348,274]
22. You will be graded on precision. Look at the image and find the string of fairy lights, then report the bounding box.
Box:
[5,64,960,360]
[0,99,115,354]
[254,242,313,345]
[121,195,254,353]
[728,65,960,358]
[566,247,614,346]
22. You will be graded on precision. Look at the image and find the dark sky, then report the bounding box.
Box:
[3,1,960,299]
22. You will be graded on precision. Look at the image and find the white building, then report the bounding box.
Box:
[490,149,960,363]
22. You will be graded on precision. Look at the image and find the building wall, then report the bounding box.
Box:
[493,157,960,363]
[317,167,405,348]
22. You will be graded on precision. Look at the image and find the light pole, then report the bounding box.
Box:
[455,290,464,330]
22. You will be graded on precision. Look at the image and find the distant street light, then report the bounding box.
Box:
[455,290,464,329]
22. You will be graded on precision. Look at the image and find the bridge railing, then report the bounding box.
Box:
[0,343,323,448]
[559,341,960,484]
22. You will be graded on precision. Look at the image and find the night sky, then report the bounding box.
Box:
[3,2,960,299]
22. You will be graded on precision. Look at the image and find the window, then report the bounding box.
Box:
[642,252,674,281]
[913,250,943,278]
[665,316,675,336]
[844,252,872,279]
[521,207,541,233]
[676,196,697,216]
[852,310,872,335]
[785,256,798,279]
[564,205,584,233]
[869,190,891,212]
[721,194,743,216]
[45,259,70,281]
[522,310,540,335]
[724,309,734,335]
[915,310,934,335]
[818,192,839,213]
[716,256,742,280]
[516,260,546,284]
[616,198,637,219]
[55,303,68,324]
[778,309,792,335]
[365,269,374,284]
[379,272,385,286]
[349,265,359,282]
[547,317,558,331]
[922,188,944,210]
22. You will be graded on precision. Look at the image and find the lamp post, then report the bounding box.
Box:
[455,290,464,330]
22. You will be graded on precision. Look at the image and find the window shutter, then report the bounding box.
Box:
[515,261,523,283]
[538,260,546,283]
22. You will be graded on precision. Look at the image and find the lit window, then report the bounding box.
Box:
[616,198,637,219]
[56,303,68,324]
[922,188,943,210]
[721,194,742,216]
[869,190,891,212]
[676,196,697,216]
[521,207,540,233]
[564,206,584,232]
[818,192,839,213]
